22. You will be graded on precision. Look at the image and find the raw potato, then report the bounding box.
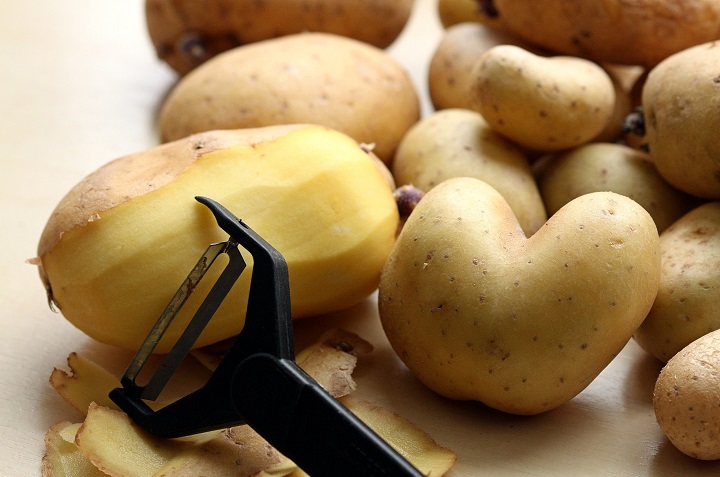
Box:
[469,45,615,151]
[145,0,415,74]
[592,65,636,143]
[534,142,697,233]
[379,177,660,415]
[36,125,399,352]
[634,203,720,363]
[157,32,420,163]
[642,41,720,199]
[654,329,720,460]
[437,0,502,28]
[428,22,546,110]
[393,108,547,236]
[486,0,720,67]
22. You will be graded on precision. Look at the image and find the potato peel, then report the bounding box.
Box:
[153,426,290,477]
[50,352,122,414]
[341,396,457,476]
[75,403,191,477]
[42,421,106,477]
[45,329,455,476]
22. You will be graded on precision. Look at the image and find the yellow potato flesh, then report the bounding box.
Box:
[41,127,398,352]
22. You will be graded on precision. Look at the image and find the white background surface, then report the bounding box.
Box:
[2,1,719,475]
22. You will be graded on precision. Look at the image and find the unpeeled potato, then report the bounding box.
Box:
[469,45,615,151]
[392,108,547,236]
[634,202,720,363]
[534,142,697,233]
[484,0,720,67]
[379,177,660,415]
[654,329,720,460]
[145,0,415,75]
[157,32,420,163]
[642,41,720,199]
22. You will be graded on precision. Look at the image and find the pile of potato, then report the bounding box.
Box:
[38,0,720,471]
[394,0,720,461]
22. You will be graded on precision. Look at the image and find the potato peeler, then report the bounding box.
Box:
[109,196,423,477]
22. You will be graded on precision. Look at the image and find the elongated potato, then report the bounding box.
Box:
[485,0,720,67]
[36,125,399,352]
[428,22,546,110]
[158,33,419,163]
[470,45,615,151]
[146,0,415,75]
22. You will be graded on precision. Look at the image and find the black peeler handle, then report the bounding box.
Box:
[232,353,424,477]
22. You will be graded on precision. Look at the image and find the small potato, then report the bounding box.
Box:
[158,33,420,163]
[643,41,720,199]
[487,0,720,67]
[469,45,615,151]
[634,203,720,363]
[428,22,546,110]
[146,0,415,74]
[534,143,697,233]
[654,329,720,460]
[393,109,547,236]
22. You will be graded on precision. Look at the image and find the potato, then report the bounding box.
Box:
[654,329,720,460]
[485,0,720,67]
[534,143,697,233]
[36,125,399,352]
[145,0,415,75]
[469,45,615,151]
[634,203,720,363]
[592,65,637,143]
[642,41,720,199]
[379,177,660,415]
[437,0,502,28]
[428,22,547,111]
[157,32,419,163]
[393,109,547,236]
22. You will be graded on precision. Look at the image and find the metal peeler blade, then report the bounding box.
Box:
[110,196,423,477]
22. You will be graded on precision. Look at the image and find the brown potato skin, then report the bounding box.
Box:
[157,33,420,163]
[654,329,720,460]
[146,0,415,75]
[489,0,720,67]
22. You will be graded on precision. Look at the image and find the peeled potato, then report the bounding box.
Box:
[36,125,399,352]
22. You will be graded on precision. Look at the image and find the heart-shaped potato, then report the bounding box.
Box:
[379,177,660,415]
